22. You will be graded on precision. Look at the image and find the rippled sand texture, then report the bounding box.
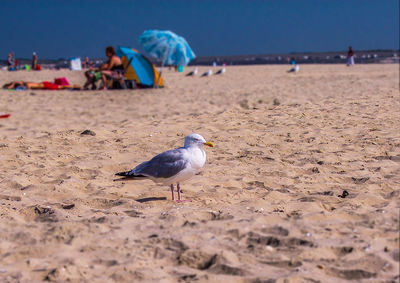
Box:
[0,64,399,282]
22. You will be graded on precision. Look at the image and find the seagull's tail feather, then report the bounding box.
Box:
[114,171,147,181]
[115,171,131,177]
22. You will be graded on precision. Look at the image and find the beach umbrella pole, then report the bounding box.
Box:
[155,48,170,88]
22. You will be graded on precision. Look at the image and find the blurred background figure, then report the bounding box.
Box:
[287,64,299,73]
[347,46,355,66]
[32,52,38,70]
[186,67,198,76]
[201,69,212,77]
[288,57,299,73]
[83,56,89,68]
[7,52,16,71]
[83,56,94,69]
[215,63,226,75]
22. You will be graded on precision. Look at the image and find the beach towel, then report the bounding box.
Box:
[42,81,60,90]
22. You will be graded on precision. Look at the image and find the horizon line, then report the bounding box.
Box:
[3,48,398,61]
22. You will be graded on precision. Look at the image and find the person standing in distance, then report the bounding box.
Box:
[347,46,355,66]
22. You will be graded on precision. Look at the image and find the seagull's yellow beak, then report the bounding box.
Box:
[204,141,214,147]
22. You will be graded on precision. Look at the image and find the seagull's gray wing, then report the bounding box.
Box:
[127,148,188,179]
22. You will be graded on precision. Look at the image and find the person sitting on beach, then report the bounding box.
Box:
[99,46,124,90]
[83,46,123,90]
[3,81,81,90]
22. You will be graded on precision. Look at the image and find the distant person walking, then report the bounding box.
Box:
[32,52,38,70]
[7,53,15,71]
[347,46,355,66]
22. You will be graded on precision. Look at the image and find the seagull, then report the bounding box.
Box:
[215,67,226,75]
[201,69,213,77]
[115,133,214,202]
[186,67,198,76]
[287,64,300,73]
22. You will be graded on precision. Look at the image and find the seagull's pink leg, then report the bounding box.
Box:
[177,183,181,200]
[170,184,175,201]
[176,183,191,202]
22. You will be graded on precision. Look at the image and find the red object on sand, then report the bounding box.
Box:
[0,113,11,118]
[54,77,69,86]
[42,81,60,90]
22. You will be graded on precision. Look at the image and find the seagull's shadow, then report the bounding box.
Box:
[113,177,167,203]
[136,197,167,203]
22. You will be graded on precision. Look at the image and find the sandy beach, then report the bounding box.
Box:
[0,64,399,282]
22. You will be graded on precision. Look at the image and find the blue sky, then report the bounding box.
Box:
[0,0,398,59]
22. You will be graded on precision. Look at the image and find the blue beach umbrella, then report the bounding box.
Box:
[138,30,196,67]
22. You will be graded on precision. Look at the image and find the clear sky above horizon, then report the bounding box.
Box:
[0,0,398,59]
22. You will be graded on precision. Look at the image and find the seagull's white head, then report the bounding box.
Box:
[184,133,214,148]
